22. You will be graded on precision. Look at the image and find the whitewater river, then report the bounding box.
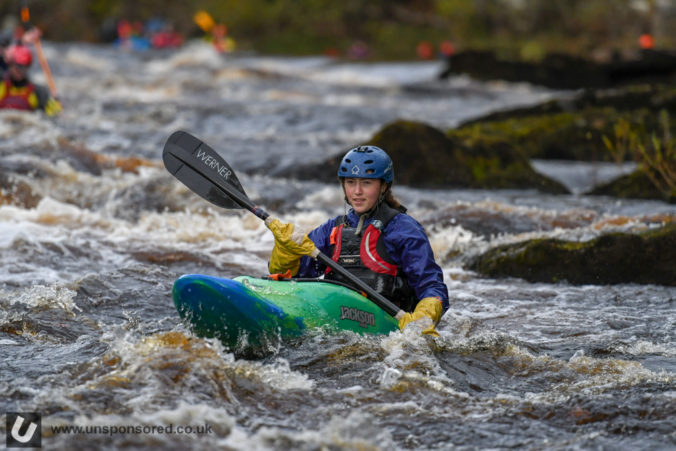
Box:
[1,41,674,450]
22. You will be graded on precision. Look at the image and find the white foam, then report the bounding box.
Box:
[305,61,444,87]
[611,340,676,357]
[296,186,344,211]
[256,358,316,391]
[64,48,113,71]
[220,410,396,450]
[428,224,479,260]
[4,284,80,312]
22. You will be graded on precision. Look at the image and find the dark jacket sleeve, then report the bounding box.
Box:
[383,214,450,312]
[33,84,51,111]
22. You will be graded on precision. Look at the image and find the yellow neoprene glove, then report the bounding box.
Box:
[265,217,318,276]
[398,297,443,337]
[44,98,62,116]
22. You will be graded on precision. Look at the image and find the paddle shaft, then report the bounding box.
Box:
[315,253,404,319]
[33,38,58,98]
[21,2,58,98]
[166,143,404,319]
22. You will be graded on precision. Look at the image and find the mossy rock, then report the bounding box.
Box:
[279,120,569,193]
[468,223,676,285]
[578,84,676,115]
[368,120,473,187]
[454,83,676,162]
[588,169,676,203]
[455,110,599,161]
[456,105,674,161]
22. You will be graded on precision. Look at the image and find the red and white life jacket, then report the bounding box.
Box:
[325,204,418,312]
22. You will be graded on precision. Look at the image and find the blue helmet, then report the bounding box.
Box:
[337,145,394,183]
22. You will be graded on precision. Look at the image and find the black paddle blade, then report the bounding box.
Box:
[163,130,249,210]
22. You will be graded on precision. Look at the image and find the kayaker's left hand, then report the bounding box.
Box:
[398,297,443,337]
[45,98,62,116]
[265,217,318,275]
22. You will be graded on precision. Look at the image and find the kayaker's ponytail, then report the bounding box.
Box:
[382,183,407,213]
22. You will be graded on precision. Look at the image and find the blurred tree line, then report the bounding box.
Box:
[1,0,674,58]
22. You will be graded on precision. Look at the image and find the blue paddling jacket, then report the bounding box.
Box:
[297,207,449,313]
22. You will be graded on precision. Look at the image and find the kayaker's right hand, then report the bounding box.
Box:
[265,217,318,275]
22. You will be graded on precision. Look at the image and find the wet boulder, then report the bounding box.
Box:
[441,49,676,90]
[371,121,568,193]
[57,137,160,175]
[455,85,676,162]
[284,120,569,193]
[453,83,676,202]
[458,110,605,161]
[587,169,676,203]
[467,222,676,286]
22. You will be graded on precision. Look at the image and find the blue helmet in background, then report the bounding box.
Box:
[337,145,394,183]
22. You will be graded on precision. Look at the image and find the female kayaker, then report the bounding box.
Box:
[266,145,449,336]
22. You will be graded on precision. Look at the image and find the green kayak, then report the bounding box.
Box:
[172,274,400,350]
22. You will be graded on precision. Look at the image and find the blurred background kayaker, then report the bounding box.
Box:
[0,43,61,115]
[266,145,449,336]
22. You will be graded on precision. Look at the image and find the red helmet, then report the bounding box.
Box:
[7,45,33,66]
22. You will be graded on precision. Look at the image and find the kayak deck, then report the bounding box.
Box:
[172,275,399,349]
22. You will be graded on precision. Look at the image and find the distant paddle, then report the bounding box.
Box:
[21,2,58,99]
[162,130,404,319]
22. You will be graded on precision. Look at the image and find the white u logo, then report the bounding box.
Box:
[10,415,38,444]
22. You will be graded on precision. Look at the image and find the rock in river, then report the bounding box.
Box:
[468,222,676,286]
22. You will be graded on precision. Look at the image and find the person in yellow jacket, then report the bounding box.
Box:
[0,45,61,116]
[266,145,449,336]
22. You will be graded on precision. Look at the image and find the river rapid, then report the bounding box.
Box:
[1,41,675,450]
